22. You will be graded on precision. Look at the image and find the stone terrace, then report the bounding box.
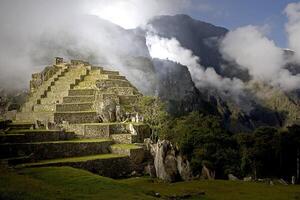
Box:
[1,58,150,178]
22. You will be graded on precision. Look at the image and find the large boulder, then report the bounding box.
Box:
[145,139,193,182]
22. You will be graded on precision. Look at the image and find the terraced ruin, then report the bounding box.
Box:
[0,58,150,178]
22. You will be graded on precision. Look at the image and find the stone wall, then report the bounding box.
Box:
[0,140,113,160]
[30,65,59,93]
[25,156,132,178]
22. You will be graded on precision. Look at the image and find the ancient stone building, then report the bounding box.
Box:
[0,58,150,177]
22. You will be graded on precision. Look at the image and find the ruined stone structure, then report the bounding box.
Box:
[0,58,150,177]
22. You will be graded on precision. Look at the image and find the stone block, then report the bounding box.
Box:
[56,102,94,112]
[0,139,113,160]
[110,134,134,144]
[54,111,97,124]
[68,89,96,96]
[63,95,95,103]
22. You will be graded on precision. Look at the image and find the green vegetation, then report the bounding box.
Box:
[147,109,300,181]
[0,166,299,200]
[237,125,300,180]
[160,112,239,178]
[27,138,111,144]
[111,143,141,150]
[6,129,59,133]
[137,96,169,139]
[18,154,127,167]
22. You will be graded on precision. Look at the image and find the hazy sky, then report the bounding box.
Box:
[0,0,299,91]
[88,0,298,47]
[186,0,295,48]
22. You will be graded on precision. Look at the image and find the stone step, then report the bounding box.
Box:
[64,123,150,141]
[16,112,54,123]
[110,144,145,164]
[16,153,131,178]
[101,70,119,75]
[64,123,131,138]
[63,95,95,103]
[54,111,98,124]
[84,75,126,81]
[68,89,96,96]
[96,79,132,88]
[39,91,69,104]
[110,134,135,144]
[0,139,112,160]
[7,123,35,130]
[33,104,56,112]
[48,83,73,90]
[1,130,76,143]
[75,81,97,89]
[24,67,69,108]
[73,85,98,90]
[106,87,136,95]
[2,155,32,165]
[56,102,94,112]
[65,123,111,138]
[88,69,102,75]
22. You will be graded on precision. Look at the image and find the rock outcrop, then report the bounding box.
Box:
[145,139,192,182]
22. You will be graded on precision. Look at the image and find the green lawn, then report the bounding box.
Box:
[0,166,299,200]
[111,143,142,150]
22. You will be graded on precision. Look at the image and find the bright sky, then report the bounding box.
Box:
[88,0,297,48]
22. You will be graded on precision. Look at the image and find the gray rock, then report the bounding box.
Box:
[147,139,193,182]
[177,155,192,181]
[228,174,239,181]
[144,163,156,178]
[201,165,215,180]
[243,176,252,182]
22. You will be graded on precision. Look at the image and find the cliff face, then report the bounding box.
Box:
[152,59,217,116]
[147,14,227,73]
[249,82,300,126]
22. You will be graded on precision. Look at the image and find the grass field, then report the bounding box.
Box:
[0,166,299,200]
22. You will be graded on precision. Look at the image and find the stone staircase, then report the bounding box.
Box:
[53,64,146,145]
[16,63,89,123]
[2,58,150,178]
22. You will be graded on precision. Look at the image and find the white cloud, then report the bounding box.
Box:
[220,25,300,91]
[146,33,245,99]
[285,2,300,63]
[87,0,189,29]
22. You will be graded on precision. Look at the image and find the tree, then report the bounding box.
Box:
[137,96,169,140]
[237,127,280,179]
[281,125,300,183]
[162,112,240,178]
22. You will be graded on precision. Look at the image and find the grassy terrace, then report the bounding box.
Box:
[79,122,145,125]
[21,138,112,144]
[0,134,24,136]
[0,166,299,200]
[9,122,34,125]
[6,129,61,133]
[17,154,127,168]
[54,110,96,113]
[111,143,142,150]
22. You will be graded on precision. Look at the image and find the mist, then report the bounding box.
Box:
[285,2,300,64]
[146,33,245,101]
[1,0,300,97]
[0,0,188,93]
[220,22,300,91]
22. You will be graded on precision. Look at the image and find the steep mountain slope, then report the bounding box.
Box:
[143,15,300,131]
[147,14,227,73]
[249,82,300,126]
[152,59,217,116]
